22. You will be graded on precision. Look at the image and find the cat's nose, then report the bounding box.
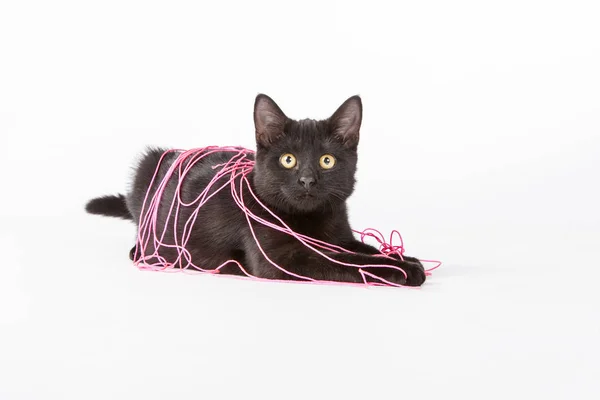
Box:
[298,176,316,190]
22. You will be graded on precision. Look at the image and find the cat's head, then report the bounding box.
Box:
[252,94,362,214]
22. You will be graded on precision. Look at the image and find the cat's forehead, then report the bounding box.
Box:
[285,118,322,134]
[279,118,338,153]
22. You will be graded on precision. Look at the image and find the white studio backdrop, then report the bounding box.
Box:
[0,1,599,399]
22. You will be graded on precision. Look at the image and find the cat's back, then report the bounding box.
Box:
[126,147,253,222]
[180,149,254,186]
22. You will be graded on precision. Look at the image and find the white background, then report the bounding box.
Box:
[1,0,599,399]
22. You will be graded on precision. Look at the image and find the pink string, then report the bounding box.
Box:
[132,147,441,287]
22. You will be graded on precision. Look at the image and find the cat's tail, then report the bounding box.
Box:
[85,194,133,220]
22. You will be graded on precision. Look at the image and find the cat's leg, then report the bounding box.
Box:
[248,244,426,286]
[341,240,382,255]
[342,240,423,265]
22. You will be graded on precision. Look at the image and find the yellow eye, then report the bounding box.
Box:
[319,154,336,169]
[280,153,297,169]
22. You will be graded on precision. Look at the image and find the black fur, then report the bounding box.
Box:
[86,94,426,286]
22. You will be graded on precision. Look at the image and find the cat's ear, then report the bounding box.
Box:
[329,95,362,148]
[254,94,287,147]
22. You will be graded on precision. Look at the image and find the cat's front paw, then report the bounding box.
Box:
[398,262,426,287]
[370,260,425,286]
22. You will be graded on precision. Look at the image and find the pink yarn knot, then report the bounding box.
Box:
[354,228,406,258]
[352,227,441,276]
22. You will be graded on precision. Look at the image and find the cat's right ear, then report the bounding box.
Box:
[254,94,287,147]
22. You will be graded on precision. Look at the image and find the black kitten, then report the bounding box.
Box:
[86,95,426,286]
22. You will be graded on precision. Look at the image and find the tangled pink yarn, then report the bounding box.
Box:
[132,146,441,287]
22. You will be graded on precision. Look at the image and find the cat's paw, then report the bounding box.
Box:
[370,260,425,286]
[384,254,426,285]
[384,257,425,286]
[398,262,426,286]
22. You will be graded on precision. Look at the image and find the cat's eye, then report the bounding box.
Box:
[319,154,336,169]
[280,153,297,169]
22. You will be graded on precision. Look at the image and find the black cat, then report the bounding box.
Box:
[86,94,426,286]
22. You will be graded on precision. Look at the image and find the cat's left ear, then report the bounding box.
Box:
[329,95,362,148]
[254,94,288,148]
